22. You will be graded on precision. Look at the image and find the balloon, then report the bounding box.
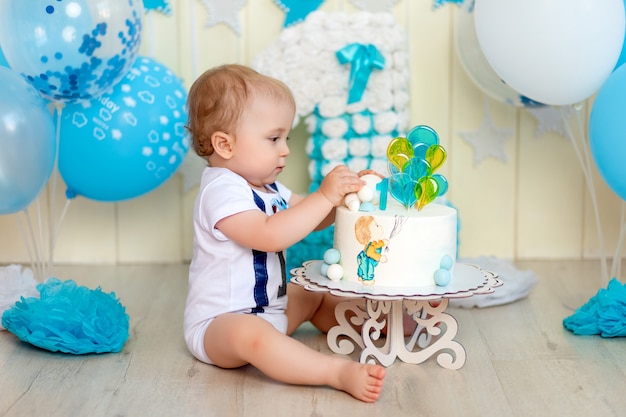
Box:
[589,64,626,200]
[474,0,625,106]
[0,0,144,103]
[415,177,438,211]
[58,56,190,202]
[454,7,545,108]
[386,137,413,172]
[389,173,417,209]
[385,125,449,210]
[614,0,626,71]
[0,67,56,214]
[425,145,446,173]
[406,125,439,148]
[0,46,8,68]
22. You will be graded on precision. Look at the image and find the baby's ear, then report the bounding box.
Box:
[211,131,234,159]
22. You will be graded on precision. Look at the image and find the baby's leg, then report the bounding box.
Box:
[288,284,418,336]
[286,283,342,334]
[204,313,386,402]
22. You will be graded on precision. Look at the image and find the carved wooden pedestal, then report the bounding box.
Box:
[291,261,502,369]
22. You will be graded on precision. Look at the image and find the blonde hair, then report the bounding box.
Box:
[354,216,375,245]
[185,64,296,159]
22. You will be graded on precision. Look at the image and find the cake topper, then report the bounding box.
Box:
[386,125,449,210]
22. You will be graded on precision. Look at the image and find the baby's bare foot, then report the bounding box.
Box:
[336,362,386,403]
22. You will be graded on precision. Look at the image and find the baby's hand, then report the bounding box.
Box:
[357,169,384,179]
[318,165,364,206]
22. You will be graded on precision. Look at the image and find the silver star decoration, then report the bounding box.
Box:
[349,0,399,12]
[458,100,514,165]
[526,105,574,139]
[200,0,248,35]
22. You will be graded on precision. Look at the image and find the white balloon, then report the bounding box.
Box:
[454,7,545,107]
[474,0,625,106]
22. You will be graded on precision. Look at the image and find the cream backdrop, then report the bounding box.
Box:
[0,0,623,266]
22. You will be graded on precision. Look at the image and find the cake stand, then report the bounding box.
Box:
[290,261,502,369]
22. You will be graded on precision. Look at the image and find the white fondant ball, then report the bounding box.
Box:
[344,193,360,211]
[357,186,374,202]
[360,174,383,189]
[360,174,382,204]
[326,263,344,281]
[323,248,341,264]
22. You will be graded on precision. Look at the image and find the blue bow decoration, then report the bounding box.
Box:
[143,0,172,15]
[336,43,385,104]
[274,0,324,27]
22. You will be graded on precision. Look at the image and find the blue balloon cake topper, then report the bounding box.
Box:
[386,125,448,210]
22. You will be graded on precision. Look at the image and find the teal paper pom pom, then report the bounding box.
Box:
[563,278,626,337]
[1,278,130,354]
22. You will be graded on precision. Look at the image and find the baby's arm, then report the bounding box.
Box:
[217,165,363,252]
[289,194,335,231]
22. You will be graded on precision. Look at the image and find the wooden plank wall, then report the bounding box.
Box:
[0,0,623,267]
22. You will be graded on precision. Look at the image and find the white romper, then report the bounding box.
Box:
[183,167,291,364]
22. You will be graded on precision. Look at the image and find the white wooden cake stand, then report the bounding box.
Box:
[290,261,502,369]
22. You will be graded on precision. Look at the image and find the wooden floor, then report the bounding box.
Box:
[1,260,625,417]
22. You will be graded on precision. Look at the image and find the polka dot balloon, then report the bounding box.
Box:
[58,56,190,202]
[0,0,144,103]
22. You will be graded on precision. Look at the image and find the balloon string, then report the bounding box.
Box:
[15,210,37,280]
[46,104,64,279]
[35,195,47,280]
[561,105,609,286]
[51,198,72,255]
[611,202,626,280]
[22,207,44,281]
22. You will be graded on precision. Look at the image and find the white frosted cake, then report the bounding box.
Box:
[332,200,456,287]
[320,125,457,288]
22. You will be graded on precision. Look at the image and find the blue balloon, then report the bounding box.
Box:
[0,46,8,68]
[0,67,56,214]
[589,64,626,200]
[0,0,144,103]
[58,56,190,202]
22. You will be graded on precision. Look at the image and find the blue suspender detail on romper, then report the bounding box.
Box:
[251,190,269,314]
[250,184,288,314]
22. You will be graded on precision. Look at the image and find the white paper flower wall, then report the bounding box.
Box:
[253,11,410,268]
[254,11,410,188]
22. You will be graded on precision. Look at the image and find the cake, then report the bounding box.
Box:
[321,125,458,288]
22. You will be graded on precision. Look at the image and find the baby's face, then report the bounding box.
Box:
[229,95,295,190]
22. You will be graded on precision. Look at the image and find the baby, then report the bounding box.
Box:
[183,64,386,402]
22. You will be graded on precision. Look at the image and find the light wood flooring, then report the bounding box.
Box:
[1,260,625,417]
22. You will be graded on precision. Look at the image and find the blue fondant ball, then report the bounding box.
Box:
[434,269,451,286]
[320,262,330,277]
[440,254,454,270]
[323,248,341,264]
